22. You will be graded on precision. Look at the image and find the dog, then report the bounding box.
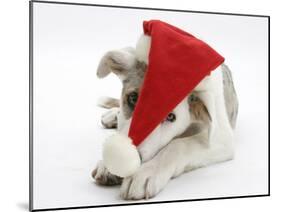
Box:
[92,39,238,200]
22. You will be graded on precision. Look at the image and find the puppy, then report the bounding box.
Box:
[92,46,238,200]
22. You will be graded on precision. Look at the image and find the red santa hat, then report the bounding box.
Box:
[102,20,224,177]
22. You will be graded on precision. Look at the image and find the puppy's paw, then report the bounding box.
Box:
[101,108,119,129]
[92,161,122,186]
[120,165,163,200]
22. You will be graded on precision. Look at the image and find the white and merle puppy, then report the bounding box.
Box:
[92,36,238,200]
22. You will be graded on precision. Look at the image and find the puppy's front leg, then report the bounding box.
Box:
[120,130,234,200]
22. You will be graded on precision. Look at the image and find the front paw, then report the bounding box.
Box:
[101,108,119,129]
[92,161,122,186]
[120,165,163,200]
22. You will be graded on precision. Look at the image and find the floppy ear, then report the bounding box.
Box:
[97,48,136,79]
[196,91,217,141]
[193,64,227,142]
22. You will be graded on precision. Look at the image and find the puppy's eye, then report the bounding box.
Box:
[166,113,176,122]
[127,92,138,109]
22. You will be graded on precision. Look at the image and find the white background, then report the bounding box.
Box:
[31,2,269,210]
[0,0,279,212]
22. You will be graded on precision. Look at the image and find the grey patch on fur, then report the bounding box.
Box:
[177,94,212,139]
[96,48,136,78]
[121,61,147,119]
[188,93,212,123]
[221,64,239,129]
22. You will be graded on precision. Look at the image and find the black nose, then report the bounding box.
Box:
[166,113,176,122]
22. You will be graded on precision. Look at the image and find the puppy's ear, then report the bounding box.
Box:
[97,48,136,79]
[196,91,216,138]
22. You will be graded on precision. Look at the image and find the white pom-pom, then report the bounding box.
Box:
[102,133,141,177]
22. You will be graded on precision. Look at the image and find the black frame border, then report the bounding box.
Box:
[29,0,270,211]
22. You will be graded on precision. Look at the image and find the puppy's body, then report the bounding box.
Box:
[93,47,238,200]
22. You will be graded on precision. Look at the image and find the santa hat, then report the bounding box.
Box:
[102,20,224,177]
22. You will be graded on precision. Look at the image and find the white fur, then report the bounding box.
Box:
[102,133,141,177]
